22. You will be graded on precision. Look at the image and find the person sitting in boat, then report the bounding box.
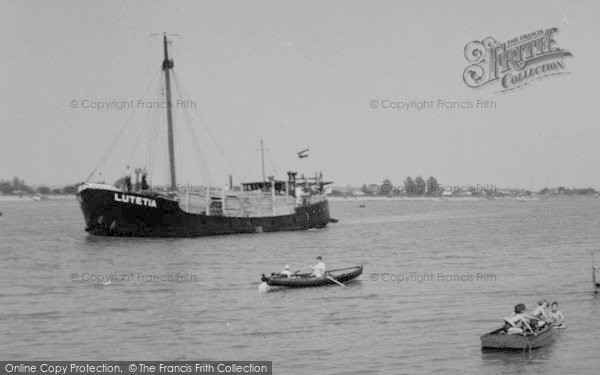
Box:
[549,301,565,327]
[311,256,326,277]
[504,303,534,335]
[281,264,292,278]
[532,299,550,328]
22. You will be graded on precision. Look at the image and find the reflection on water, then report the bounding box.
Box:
[1,198,600,374]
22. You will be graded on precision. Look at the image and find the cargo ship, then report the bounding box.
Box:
[77,33,332,237]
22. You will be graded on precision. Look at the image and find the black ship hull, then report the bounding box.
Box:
[77,186,330,237]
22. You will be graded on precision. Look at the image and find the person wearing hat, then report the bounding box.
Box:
[311,256,326,277]
[281,265,292,278]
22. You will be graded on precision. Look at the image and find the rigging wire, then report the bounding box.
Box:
[171,70,242,182]
[241,150,259,182]
[145,114,156,181]
[146,109,163,176]
[144,77,166,182]
[170,98,210,187]
[170,73,217,186]
[126,96,156,168]
[157,75,172,185]
[265,148,280,177]
[85,69,162,182]
[180,107,213,186]
[170,76,212,185]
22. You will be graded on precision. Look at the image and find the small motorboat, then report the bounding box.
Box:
[480,324,554,350]
[261,266,363,288]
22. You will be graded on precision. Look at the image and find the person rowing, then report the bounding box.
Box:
[532,299,551,328]
[504,303,534,335]
[311,256,326,277]
[280,264,292,278]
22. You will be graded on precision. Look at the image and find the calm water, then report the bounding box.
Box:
[1,198,599,374]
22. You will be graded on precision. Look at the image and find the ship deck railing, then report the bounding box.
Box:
[176,188,297,217]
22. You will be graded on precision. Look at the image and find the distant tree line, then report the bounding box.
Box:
[538,187,598,195]
[348,180,598,197]
[360,176,441,196]
[0,177,80,195]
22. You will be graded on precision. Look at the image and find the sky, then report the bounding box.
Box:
[1,0,599,190]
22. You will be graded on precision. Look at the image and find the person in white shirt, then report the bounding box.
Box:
[532,299,550,328]
[549,301,565,327]
[281,265,292,278]
[504,303,534,334]
[311,256,326,277]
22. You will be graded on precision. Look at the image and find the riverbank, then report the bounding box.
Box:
[327,195,542,202]
[0,195,76,202]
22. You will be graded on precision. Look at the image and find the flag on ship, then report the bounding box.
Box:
[297,148,309,158]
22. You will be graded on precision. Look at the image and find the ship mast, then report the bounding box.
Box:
[162,33,176,191]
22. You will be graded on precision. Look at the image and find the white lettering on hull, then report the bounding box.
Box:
[114,193,158,208]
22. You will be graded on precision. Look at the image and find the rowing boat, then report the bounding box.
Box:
[480,324,554,350]
[261,266,363,287]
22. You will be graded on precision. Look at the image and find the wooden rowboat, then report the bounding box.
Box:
[261,266,363,287]
[480,324,554,350]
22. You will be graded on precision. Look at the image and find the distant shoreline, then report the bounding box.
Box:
[327,195,596,202]
[1,194,596,204]
[0,195,76,202]
[327,196,525,202]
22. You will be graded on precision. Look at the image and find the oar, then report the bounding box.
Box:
[523,321,536,336]
[307,266,345,287]
[325,274,345,287]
